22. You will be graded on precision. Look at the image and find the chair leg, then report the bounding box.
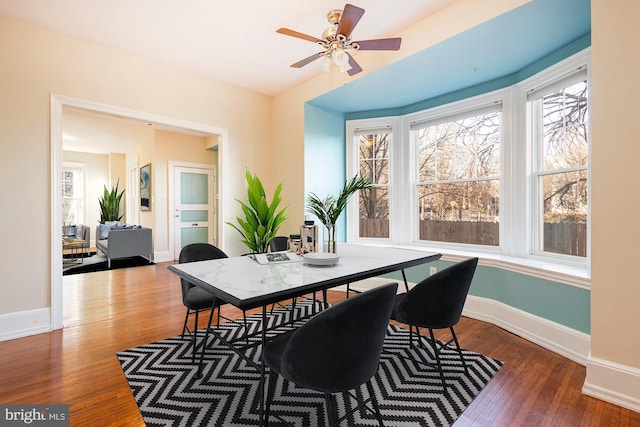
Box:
[449,326,468,374]
[428,328,448,394]
[265,371,278,427]
[191,309,200,362]
[181,308,191,338]
[366,379,385,427]
[290,298,297,324]
[409,324,423,348]
[324,392,338,427]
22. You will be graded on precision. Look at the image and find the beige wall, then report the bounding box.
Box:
[590,0,640,369]
[0,13,271,315]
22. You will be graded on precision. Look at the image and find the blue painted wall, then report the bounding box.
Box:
[303,104,348,241]
[382,261,591,334]
[302,7,592,334]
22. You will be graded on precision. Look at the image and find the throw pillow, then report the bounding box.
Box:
[65,225,77,237]
[99,223,113,240]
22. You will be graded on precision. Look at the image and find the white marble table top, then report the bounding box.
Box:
[168,244,441,310]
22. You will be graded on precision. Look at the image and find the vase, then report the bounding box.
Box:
[324,224,337,253]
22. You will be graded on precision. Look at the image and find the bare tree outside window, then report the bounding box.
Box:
[537,79,588,256]
[415,110,501,245]
[358,131,390,238]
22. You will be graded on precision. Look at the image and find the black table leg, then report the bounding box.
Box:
[259,305,267,426]
[402,269,410,293]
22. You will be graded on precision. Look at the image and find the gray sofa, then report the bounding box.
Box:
[95,225,153,268]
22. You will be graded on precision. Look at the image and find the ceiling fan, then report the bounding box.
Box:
[276,3,402,76]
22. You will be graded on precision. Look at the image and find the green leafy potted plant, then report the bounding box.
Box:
[227,170,288,254]
[306,175,372,253]
[98,179,125,224]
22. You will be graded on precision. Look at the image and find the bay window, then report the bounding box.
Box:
[346,49,590,272]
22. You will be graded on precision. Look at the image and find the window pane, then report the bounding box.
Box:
[534,75,588,258]
[180,172,208,204]
[62,170,74,198]
[418,180,499,245]
[417,112,501,182]
[541,170,587,256]
[357,130,390,239]
[359,132,389,185]
[542,80,588,170]
[359,187,389,238]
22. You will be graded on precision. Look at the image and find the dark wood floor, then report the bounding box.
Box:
[0,262,637,426]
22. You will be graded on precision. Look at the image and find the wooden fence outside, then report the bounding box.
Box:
[359,219,586,257]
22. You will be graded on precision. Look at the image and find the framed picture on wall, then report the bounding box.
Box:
[140,163,151,211]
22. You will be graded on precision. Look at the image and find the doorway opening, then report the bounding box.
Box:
[51,94,229,330]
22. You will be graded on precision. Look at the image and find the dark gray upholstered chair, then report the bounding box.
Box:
[179,243,247,360]
[268,236,289,252]
[390,257,478,393]
[263,282,398,427]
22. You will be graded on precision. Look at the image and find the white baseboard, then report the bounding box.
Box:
[0,308,51,342]
[583,356,640,413]
[462,295,591,365]
[153,250,173,263]
[349,278,591,365]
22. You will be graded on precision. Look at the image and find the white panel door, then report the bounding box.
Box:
[173,166,216,257]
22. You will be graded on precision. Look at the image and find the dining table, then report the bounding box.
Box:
[167,243,441,425]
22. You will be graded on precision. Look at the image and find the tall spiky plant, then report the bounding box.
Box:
[306,175,372,252]
[226,170,288,253]
[98,179,125,224]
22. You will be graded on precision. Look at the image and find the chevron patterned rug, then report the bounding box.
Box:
[117,300,502,426]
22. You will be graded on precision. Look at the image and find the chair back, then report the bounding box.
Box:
[396,257,478,329]
[178,243,228,303]
[268,236,289,252]
[280,282,398,393]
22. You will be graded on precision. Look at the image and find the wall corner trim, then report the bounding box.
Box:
[583,355,640,413]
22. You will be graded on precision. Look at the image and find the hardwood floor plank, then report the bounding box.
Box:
[0,261,637,426]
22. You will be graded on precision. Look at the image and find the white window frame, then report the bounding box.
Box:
[346,117,401,244]
[62,161,86,226]
[407,93,506,252]
[346,48,591,278]
[518,49,591,270]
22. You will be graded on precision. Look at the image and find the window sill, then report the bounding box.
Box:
[351,241,591,290]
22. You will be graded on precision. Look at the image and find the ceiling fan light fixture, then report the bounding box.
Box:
[322,26,337,41]
[334,49,350,67]
[320,54,332,72]
[277,3,402,77]
[339,60,352,74]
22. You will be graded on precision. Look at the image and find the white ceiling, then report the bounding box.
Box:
[0,0,456,153]
[0,0,455,96]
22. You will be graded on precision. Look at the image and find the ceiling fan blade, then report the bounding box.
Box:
[277,27,323,44]
[337,3,365,39]
[354,37,402,51]
[346,53,363,76]
[291,52,326,68]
